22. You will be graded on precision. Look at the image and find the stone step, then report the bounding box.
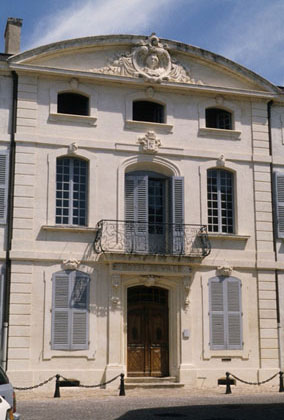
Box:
[125,376,177,383]
[124,377,184,389]
[125,382,184,390]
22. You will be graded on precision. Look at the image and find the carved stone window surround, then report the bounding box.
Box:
[42,225,98,233]
[198,98,242,139]
[208,233,250,241]
[49,80,98,126]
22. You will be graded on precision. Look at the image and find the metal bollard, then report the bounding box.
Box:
[225,372,232,394]
[279,371,284,393]
[54,374,61,398]
[119,373,126,396]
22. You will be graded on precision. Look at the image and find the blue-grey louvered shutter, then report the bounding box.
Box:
[71,272,89,350]
[51,272,70,350]
[125,175,148,253]
[169,177,184,254]
[0,152,9,224]
[209,278,225,350]
[275,172,284,238]
[227,278,242,349]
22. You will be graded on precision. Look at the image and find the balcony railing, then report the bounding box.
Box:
[94,220,211,257]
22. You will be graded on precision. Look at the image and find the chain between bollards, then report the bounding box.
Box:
[225,371,284,394]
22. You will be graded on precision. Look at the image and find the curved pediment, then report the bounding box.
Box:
[8,33,279,94]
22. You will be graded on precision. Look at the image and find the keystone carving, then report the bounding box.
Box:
[138,131,161,153]
[142,275,157,287]
[68,142,78,154]
[217,154,226,167]
[217,264,233,277]
[92,33,202,85]
[62,258,80,270]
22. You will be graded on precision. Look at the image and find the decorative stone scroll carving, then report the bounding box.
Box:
[111,274,121,306]
[92,33,202,85]
[68,142,78,154]
[217,264,233,277]
[183,275,193,312]
[138,131,161,153]
[62,258,80,270]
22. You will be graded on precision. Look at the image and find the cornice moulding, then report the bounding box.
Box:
[9,63,277,99]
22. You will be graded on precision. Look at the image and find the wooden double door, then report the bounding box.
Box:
[127,286,169,377]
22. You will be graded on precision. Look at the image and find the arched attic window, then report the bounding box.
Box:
[57,92,89,116]
[206,108,232,130]
[133,100,165,123]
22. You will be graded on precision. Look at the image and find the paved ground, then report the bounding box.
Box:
[17,386,284,420]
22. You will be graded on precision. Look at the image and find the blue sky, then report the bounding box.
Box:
[1,0,284,85]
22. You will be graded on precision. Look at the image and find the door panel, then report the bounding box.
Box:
[127,287,169,377]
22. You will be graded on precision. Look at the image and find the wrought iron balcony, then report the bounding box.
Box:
[93,220,211,257]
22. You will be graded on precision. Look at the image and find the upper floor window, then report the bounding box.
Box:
[125,171,184,254]
[133,101,165,123]
[206,108,232,130]
[51,270,90,350]
[209,276,242,350]
[207,169,234,234]
[57,92,89,116]
[56,157,88,226]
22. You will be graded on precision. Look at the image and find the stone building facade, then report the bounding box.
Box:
[1,19,284,388]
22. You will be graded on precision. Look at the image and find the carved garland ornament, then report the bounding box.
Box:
[92,33,202,84]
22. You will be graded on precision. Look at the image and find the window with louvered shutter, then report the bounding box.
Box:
[169,177,184,254]
[125,175,148,253]
[209,277,242,350]
[0,152,9,224]
[274,172,284,238]
[51,271,89,350]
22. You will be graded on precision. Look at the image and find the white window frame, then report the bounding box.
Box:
[55,156,88,226]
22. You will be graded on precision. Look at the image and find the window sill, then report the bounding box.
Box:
[125,119,173,133]
[208,233,250,241]
[49,113,97,126]
[42,225,98,233]
[199,127,241,139]
[203,349,249,360]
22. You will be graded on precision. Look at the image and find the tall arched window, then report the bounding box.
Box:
[51,270,90,350]
[207,169,234,233]
[206,108,232,130]
[56,157,88,226]
[133,100,165,123]
[209,276,242,350]
[57,92,89,116]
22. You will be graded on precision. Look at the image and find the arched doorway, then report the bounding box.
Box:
[127,286,169,377]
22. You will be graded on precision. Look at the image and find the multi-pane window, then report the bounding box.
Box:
[209,276,242,350]
[57,92,89,116]
[207,169,234,233]
[206,108,232,130]
[51,270,89,350]
[133,101,165,123]
[56,157,88,226]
